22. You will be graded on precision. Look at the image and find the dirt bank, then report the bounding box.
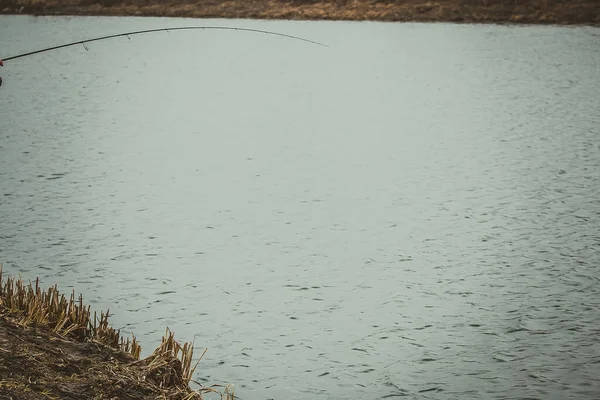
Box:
[0,0,599,25]
[0,266,233,400]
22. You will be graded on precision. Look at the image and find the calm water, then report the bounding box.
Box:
[1,15,599,400]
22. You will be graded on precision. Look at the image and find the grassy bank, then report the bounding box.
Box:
[0,0,599,25]
[0,266,233,400]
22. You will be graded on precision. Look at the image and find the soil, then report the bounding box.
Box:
[0,0,599,25]
[0,265,218,400]
[0,316,199,400]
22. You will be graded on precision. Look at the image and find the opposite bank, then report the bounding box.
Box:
[0,0,599,25]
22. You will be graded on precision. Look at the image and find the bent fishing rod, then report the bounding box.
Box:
[0,26,328,86]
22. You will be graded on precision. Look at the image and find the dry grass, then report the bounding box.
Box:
[0,0,598,25]
[0,264,234,400]
[0,267,142,358]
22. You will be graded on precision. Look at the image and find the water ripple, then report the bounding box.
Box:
[1,16,599,400]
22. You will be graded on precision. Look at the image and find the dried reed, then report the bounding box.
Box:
[0,264,234,400]
[0,265,140,357]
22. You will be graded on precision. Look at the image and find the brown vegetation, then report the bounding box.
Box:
[0,0,598,25]
[0,265,234,400]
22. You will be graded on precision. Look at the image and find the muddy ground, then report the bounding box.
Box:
[0,316,198,400]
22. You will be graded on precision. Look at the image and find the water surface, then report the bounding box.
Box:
[1,16,599,400]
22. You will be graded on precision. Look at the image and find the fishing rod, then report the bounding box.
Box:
[0,25,328,86]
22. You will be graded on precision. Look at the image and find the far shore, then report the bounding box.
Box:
[0,0,599,26]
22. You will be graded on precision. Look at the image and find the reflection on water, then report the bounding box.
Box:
[1,15,599,400]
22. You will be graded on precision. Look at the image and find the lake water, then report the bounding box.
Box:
[1,15,599,400]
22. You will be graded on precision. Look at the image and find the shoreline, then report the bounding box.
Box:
[0,265,233,400]
[1,0,599,26]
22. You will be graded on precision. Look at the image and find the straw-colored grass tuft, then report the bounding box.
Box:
[0,264,234,400]
[0,265,142,358]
